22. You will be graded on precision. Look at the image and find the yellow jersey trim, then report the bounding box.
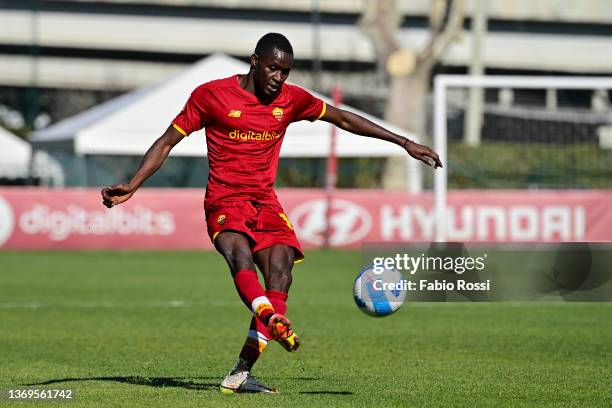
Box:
[315,102,327,121]
[172,123,188,137]
[212,231,221,241]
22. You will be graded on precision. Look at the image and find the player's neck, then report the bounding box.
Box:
[238,73,255,95]
[238,73,275,105]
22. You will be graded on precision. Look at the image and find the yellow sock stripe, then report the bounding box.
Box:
[247,330,269,352]
[252,296,274,316]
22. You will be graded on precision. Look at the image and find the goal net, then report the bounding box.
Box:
[433,75,612,241]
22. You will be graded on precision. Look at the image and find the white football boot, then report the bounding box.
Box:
[219,370,277,394]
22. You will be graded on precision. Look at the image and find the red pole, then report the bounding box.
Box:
[324,85,342,248]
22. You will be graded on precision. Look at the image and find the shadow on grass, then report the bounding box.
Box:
[27,376,220,391]
[299,391,354,395]
[26,376,324,392]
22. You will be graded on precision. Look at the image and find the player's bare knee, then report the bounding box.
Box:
[268,269,292,292]
[267,258,293,292]
[215,232,256,274]
[217,243,255,274]
[225,248,256,275]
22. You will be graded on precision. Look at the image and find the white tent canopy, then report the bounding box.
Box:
[0,127,31,178]
[0,127,64,185]
[30,54,418,158]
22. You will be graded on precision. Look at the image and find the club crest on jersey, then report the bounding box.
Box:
[272,107,283,121]
[227,110,241,118]
[217,214,226,225]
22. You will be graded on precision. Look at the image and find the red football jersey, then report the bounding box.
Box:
[172,75,326,208]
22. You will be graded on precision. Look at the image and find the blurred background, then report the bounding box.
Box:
[1,0,611,248]
[2,0,612,188]
[2,5,612,404]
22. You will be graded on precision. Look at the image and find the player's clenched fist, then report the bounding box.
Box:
[403,140,443,169]
[101,183,135,208]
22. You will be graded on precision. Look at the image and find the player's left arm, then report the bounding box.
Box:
[320,104,443,168]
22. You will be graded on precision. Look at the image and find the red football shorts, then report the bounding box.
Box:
[205,200,304,263]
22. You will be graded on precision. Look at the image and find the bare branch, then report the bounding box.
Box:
[418,0,466,68]
[359,0,402,64]
[429,0,448,34]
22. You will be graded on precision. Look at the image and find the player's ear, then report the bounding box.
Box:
[250,54,259,69]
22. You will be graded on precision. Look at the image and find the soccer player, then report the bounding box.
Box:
[101,33,442,394]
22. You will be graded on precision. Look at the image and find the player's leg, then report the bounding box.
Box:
[217,204,300,393]
[254,244,300,352]
[254,244,294,293]
[225,243,297,373]
[214,231,278,326]
[221,244,298,392]
[247,204,303,353]
[215,231,282,393]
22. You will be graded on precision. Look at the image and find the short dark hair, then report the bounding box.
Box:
[254,33,293,57]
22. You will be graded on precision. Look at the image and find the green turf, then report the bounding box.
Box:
[0,250,610,407]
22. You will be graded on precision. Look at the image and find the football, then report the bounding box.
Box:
[353,264,407,317]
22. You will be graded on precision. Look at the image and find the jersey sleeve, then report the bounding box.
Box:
[290,86,327,123]
[171,85,211,136]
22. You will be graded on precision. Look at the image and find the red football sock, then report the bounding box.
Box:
[235,291,289,371]
[253,315,270,339]
[265,289,288,315]
[236,318,269,372]
[233,269,275,323]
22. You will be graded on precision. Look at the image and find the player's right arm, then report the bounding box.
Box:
[101,125,184,208]
[320,104,442,168]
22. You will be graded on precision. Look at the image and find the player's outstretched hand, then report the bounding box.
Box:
[404,140,443,169]
[101,183,135,208]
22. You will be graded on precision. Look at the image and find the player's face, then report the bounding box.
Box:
[253,48,293,97]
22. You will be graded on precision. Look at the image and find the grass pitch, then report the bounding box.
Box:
[0,250,610,407]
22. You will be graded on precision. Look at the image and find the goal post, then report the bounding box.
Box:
[433,75,612,242]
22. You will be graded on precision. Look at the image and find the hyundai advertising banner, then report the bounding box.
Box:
[0,188,609,249]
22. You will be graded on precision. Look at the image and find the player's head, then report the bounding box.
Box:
[251,33,294,98]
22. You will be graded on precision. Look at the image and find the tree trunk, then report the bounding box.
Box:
[382,66,430,189]
[386,66,430,143]
[360,0,465,190]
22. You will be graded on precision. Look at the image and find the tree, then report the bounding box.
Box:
[360,0,466,189]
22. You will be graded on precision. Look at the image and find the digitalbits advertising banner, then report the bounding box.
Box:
[0,188,610,249]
